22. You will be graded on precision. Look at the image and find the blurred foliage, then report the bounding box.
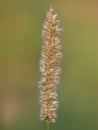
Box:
[0,0,98,130]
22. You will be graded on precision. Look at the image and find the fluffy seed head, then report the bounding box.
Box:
[39,5,62,124]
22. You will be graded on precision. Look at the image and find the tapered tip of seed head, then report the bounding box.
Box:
[50,5,54,12]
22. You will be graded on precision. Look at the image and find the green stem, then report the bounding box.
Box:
[47,121,49,130]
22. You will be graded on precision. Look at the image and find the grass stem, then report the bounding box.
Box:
[47,121,50,130]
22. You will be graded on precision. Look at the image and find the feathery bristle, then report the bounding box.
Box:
[39,5,62,123]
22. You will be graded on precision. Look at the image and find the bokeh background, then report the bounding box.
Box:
[0,0,98,130]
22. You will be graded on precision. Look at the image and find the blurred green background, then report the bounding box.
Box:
[0,0,98,130]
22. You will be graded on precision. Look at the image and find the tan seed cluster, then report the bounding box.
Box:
[39,5,62,123]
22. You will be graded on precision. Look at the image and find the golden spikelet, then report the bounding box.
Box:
[39,5,62,123]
